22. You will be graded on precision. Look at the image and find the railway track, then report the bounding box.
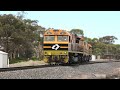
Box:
[0,64,57,72]
[0,60,120,72]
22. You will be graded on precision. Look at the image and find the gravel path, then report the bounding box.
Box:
[0,62,120,79]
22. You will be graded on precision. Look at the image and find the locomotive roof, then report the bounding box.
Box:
[44,29,71,36]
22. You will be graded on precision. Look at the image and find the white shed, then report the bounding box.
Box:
[0,51,9,68]
[91,55,96,61]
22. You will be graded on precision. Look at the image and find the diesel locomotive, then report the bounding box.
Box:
[43,29,92,64]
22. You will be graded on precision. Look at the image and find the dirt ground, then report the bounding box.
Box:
[9,60,47,67]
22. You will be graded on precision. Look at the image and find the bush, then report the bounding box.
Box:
[9,58,28,64]
[31,57,39,61]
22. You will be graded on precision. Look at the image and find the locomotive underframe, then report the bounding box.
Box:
[43,50,92,64]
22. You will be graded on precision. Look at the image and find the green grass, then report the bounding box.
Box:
[31,57,39,61]
[9,58,28,64]
[9,57,42,64]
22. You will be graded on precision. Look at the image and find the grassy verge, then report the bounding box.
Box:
[9,59,28,64]
[9,57,42,64]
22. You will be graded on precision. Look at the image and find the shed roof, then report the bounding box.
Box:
[0,51,8,55]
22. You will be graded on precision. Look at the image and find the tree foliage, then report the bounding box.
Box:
[99,36,118,44]
[70,29,84,36]
[80,35,119,59]
[0,12,45,61]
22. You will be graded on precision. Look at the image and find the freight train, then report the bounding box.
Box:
[43,29,92,64]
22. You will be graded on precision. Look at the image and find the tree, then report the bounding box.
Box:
[84,37,92,44]
[0,13,42,61]
[32,26,45,60]
[92,38,99,43]
[99,36,118,44]
[70,29,84,36]
[17,11,27,20]
[92,42,106,56]
[93,48,102,56]
[0,14,21,53]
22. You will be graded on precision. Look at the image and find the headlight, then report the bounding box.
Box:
[45,52,47,54]
[64,52,67,54]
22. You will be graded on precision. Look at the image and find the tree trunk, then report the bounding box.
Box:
[18,49,20,58]
[13,50,16,59]
[10,52,13,60]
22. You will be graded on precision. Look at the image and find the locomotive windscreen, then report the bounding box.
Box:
[44,36,55,41]
[57,36,68,42]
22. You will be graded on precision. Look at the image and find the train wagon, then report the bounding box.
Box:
[43,29,92,64]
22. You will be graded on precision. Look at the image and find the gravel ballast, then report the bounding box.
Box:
[0,62,120,79]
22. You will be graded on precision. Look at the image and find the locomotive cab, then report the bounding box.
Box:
[43,29,70,64]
